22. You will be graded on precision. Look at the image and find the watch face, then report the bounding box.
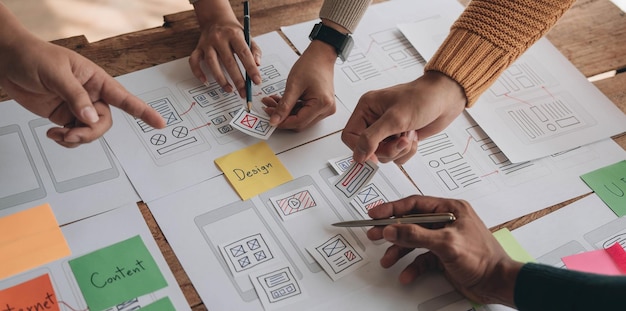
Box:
[309,22,353,61]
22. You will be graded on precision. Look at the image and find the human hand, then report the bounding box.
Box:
[263,38,337,130]
[366,195,521,307]
[190,0,261,97]
[341,71,466,165]
[0,36,165,148]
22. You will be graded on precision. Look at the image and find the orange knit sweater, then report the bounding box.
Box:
[320,0,575,106]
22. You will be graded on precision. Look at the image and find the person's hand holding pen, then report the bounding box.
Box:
[190,0,261,97]
[366,195,522,308]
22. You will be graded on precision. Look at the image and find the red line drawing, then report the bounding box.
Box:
[190,122,211,131]
[462,135,473,155]
[342,163,364,187]
[504,93,534,107]
[364,39,375,55]
[180,101,196,116]
[241,114,258,128]
[380,65,398,72]
[59,301,89,311]
[480,170,499,178]
[541,86,556,101]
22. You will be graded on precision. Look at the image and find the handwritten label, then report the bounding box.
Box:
[0,274,59,311]
[215,142,293,200]
[0,203,71,279]
[580,160,626,216]
[68,235,167,311]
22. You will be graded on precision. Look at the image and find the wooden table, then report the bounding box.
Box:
[2,0,625,310]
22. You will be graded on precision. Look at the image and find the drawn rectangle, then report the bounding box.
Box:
[220,233,274,274]
[334,160,378,201]
[229,109,276,140]
[249,265,305,310]
[270,185,319,220]
[307,233,368,281]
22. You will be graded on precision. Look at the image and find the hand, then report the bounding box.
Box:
[0,36,165,148]
[341,71,466,165]
[190,0,261,97]
[264,36,338,130]
[366,195,522,307]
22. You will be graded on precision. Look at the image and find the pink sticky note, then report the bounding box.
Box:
[562,248,622,276]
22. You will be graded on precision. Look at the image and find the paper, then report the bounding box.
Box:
[493,228,535,263]
[104,31,351,202]
[306,233,368,281]
[215,142,293,200]
[0,203,70,279]
[580,160,626,216]
[230,108,276,140]
[334,160,378,202]
[562,248,623,276]
[141,297,176,311]
[248,265,306,310]
[0,274,60,311]
[396,1,626,162]
[68,235,168,311]
[0,101,140,225]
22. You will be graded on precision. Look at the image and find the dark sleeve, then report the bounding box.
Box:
[514,262,626,310]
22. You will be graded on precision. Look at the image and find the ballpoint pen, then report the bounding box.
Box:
[243,1,252,112]
[331,212,456,227]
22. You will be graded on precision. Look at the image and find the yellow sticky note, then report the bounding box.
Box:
[493,228,535,263]
[0,204,71,279]
[215,142,293,200]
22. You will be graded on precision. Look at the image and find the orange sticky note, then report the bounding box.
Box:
[0,274,60,311]
[0,204,71,279]
[215,142,293,200]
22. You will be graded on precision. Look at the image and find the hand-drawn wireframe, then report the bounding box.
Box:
[535,240,587,269]
[328,155,354,175]
[126,87,211,166]
[339,28,424,84]
[334,160,379,201]
[349,183,388,218]
[229,108,276,140]
[249,265,304,310]
[0,124,46,209]
[584,217,626,251]
[220,233,274,274]
[194,199,302,302]
[29,118,119,193]
[307,233,368,281]
[259,175,364,273]
[484,55,558,101]
[269,185,319,221]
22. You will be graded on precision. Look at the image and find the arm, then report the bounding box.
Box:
[0,3,164,148]
[342,0,575,164]
[189,0,262,98]
[264,0,371,130]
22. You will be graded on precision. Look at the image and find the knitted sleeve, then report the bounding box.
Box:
[319,0,371,33]
[425,0,575,106]
[515,263,626,310]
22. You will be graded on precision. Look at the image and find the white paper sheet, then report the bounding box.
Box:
[104,31,351,202]
[402,111,626,227]
[0,100,140,225]
[149,133,474,311]
[0,203,189,311]
[398,6,626,163]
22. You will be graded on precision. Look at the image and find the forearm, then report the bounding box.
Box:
[425,0,575,106]
[319,0,371,33]
[192,0,238,27]
[0,4,40,74]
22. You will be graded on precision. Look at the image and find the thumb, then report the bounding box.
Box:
[353,112,406,162]
[49,73,99,125]
[269,85,301,126]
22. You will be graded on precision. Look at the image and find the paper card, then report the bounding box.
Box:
[306,233,368,281]
[349,182,388,219]
[605,242,626,274]
[562,248,623,276]
[215,142,293,200]
[68,235,168,311]
[0,274,60,311]
[269,185,321,221]
[249,265,306,310]
[493,228,535,263]
[0,203,71,279]
[229,108,276,140]
[580,160,626,216]
[219,233,275,276]
[328,155,354,175]
[140,297,176,311]
[334,160,378,202]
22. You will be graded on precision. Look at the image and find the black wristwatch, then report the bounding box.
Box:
[308,22,354,62]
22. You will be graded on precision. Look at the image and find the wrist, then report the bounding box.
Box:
[422,70,467,107]
[482,259,523,307]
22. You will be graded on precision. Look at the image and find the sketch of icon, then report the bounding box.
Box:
[335,161,378,200]
[241,115,257,128]
[171,126,188,138]
[222,233,273,272]
[230,109,276,140]
[313,234,365,276]
[322,238,346,257]
[275,189,316,217]
[253,267,302,304]
[230,245,245,257]
[344,250,356,261]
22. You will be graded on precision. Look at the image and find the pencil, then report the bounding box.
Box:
[243,1,252,112]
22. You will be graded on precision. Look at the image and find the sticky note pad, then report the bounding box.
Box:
[141,297,176,311]
[0,274,60,311]
[562,248,623,276]
[580,160,626,216]
[493,228,535,263]
[0,203,71,279]
[215,142,292,200]
[68,235,167,311]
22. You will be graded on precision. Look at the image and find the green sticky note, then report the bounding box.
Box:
[141,297,175,311]
[68,235,167,311]
[580,160,626,217]
[493,228,535,263]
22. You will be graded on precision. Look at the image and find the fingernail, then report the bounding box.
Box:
[81,106,99,123]
[64,134,81,143]
[383,226,397,242]
[203,81,211,87]
[408,130,418,141]
[255,54,261,65]
[269,115,280,126]
[396,139,409,151]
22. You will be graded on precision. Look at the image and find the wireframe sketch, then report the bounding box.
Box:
[308,233,367,281]
[29,118,119,193]
[229,108,275,139]
[350,183,388,218]
[535,240,586,269]
[129,88,210,166]
[270,185,319,220]
[0,124,46,209]
[584,217,626,250]
[334,160,378,201]
[221,233,274,273]
[328,155,354,174]
[250,266,302,305]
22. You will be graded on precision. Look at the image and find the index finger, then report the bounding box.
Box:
[100,76,165,129]
[367,195,450,219]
